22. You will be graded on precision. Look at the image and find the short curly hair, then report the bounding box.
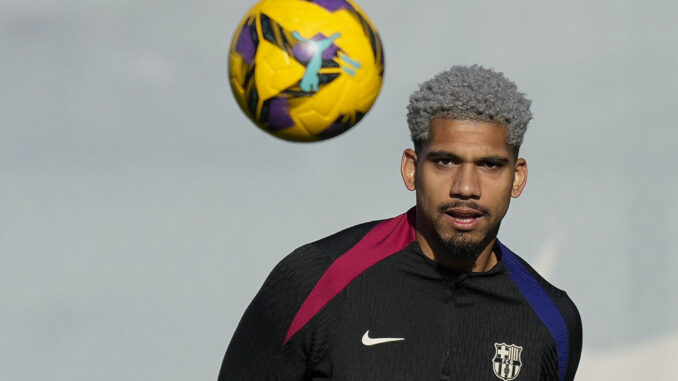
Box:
[406,65,533,154]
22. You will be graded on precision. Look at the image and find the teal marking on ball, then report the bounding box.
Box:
[339,51,361,76]
[292,31,341,92]
[339,51,361,73]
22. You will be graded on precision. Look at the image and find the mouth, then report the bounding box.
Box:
[444,207,485,231]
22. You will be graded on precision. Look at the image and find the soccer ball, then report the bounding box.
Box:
[228,0,385,142]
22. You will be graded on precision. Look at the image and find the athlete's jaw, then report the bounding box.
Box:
[427,201,498,260]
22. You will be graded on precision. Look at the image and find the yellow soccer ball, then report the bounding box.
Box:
[228,0,384,142]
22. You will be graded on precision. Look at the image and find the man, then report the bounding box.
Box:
[219,65,582,380]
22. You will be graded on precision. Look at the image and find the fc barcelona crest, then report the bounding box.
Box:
[492,343,523,380]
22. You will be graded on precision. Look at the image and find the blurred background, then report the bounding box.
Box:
[2,0,676,379]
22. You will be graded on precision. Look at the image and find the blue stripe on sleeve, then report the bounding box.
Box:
[498,240,570,381]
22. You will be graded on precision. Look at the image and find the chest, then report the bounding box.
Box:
[318,270,556,381]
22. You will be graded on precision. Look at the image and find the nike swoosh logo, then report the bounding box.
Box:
[361,330,405,346]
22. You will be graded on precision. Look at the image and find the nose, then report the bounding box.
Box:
[450,164,481,199]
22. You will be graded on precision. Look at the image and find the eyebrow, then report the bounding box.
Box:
[479,155,511,165]
[427,150,511,165]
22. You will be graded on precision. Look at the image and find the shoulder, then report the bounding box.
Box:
[505,250,581,325]
[265,219,384,294]
[499,242,583,378]
[308,219,383,260]
[234,220,382,344]
[248,219,386,348]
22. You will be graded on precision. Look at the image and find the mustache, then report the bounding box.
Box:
[437,200,491,217]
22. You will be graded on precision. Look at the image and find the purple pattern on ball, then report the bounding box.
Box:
[235,23,256,65]
[291,33,340,63]
[268,98,295,131]
[321,43,340,60]
[312,0,355,12]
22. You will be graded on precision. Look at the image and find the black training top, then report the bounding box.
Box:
[219,209,582,381]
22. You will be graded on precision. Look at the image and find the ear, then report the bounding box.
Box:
[401,148,418,191]
[511,158,528,198]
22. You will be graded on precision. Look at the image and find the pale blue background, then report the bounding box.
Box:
[2,0,676,379]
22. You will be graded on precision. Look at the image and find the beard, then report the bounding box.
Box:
[437,232,493,260]
[434,201,498,261]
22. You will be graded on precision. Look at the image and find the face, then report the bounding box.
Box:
[401,119,527,261]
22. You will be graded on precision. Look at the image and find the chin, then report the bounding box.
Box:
[436,233,481,259]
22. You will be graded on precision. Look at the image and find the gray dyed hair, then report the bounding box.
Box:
[406,65,533,153]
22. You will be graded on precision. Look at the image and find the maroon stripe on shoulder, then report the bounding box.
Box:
[283,208,416,345]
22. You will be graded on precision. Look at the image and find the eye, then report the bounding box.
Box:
[481,161,503,169]
[434,158,455,167]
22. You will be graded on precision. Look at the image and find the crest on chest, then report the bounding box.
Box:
[492,343,523,380]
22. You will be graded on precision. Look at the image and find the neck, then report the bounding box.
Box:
[415,231,498,272]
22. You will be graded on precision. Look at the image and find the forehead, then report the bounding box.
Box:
[426,118,512,156]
